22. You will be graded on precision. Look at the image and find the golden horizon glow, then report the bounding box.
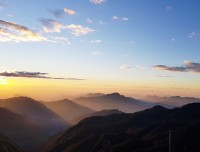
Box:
[0,77,7,85]
[0,77,199,101]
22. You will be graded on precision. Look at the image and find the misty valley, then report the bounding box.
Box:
[0,93,200,152]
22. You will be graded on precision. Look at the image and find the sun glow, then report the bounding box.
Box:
[0,77,7,85]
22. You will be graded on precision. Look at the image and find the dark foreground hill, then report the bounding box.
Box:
[42,103,200,152]
[0,132,23,152]
[71,109,124,124]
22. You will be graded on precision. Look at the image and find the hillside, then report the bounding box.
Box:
[0,96,69,134]
[75,93,153,113]
[0,107,47,151]
[43,99,94,124]
[42,103,200,152]
[0,132,23,152]
[144,95,200,107]
[71,109,124,124]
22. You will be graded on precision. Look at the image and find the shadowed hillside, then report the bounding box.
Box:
[71,109,124,124]
[0,132,23,152]
[0,97,70,151]
[42,103,200,152]
[43,99,94,124]
[0,107,46,151]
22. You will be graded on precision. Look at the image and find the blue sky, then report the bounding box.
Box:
[0,0,200,100]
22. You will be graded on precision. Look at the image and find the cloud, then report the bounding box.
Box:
[40,19,94,37]
[188,32,196,38]
[122,17,129,21]
[112,16,119,20]
[50,36,71,45]
[92,51,104,56]
[40,18,63,33]
[120,64,132,71]
[0,71,85,80]
[66,24,95,36]
[49,8,76,18]
[0,20,45,43]
[153,61,200,73]
[0,2,8,9]
[90,39,102,44]
[99,20,106,25]
[87,18,93,24]
[90,0,106,5]
[64,8,76,15]
[112,16,129,21]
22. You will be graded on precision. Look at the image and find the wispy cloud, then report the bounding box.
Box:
[50,36,71,45]
[49,8,76,18]
[66,24,95,36]
[120,64,132,71]
[112,16,129,21]
[112,16,119,20]
[0,20,45,43]
[0,2,8,9]
[0,71,85,80]
[40,19,94,36]
[99,20,106,25]
[92,51,104,56]
[188,31,196,38]
[157,75,172,78]
[153,60,200,73]
[90,39,102,44]
[64,8,76,15]
[87,18,93,24]
[122,17,129,21]
[90,0,106,5]
[40,18,63,33]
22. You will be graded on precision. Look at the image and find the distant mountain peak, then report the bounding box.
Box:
[6,96,36,101]
[85,93,105,98]
[105,92,125,98]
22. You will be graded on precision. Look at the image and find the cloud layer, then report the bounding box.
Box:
[0,71,85,80]
[153,61,200,73]
[0,20,45,42]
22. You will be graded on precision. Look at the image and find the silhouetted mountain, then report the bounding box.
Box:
[144,95,200,107]
[84,93,105,98]
[0,96,69,132]
[0,132,23,152]
[75,93,153,113]
[42,103,200,152]
[0,107,48,151]
[0,97,70,151]
[71,109,124,124]
[43,99,94,124]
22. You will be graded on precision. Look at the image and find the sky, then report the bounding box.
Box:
[0,0,200,100]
